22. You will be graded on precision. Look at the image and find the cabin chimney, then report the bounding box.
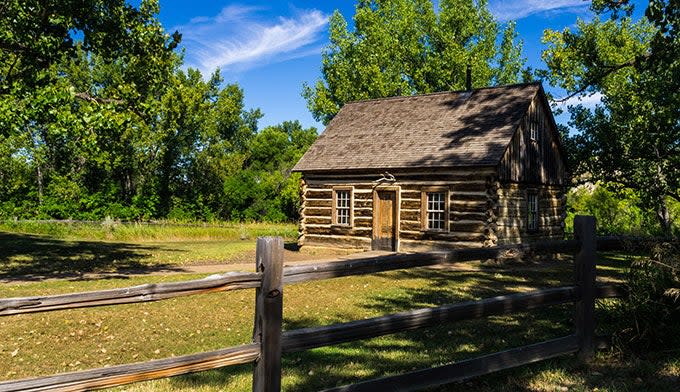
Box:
[465,63,472,91]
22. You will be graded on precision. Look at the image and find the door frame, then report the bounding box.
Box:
[372,185,400,252]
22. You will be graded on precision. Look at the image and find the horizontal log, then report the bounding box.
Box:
[304,199,332,208]
[354,199,372,208]
[400,209,420,221]
[399,240,486,251]
[284,240,580,284]
[353,192,372,200]
[398,191,420,199]
[304,216,332,225]
[400,199,422,209]
[0,272,262,316]
[306,189,332,199]
[321,335,578,392]
[399,230,487,242]
[450,212,488,221]
[302,235,371,249]
[0,343,259,392]
[595,284,627,299]
[302,207,331,216]
[353,208,372,218]
[282,286,577,353]
[451,200,488,213]
[353,218,373,228]
[450,221,487,232]
[400,220,424,232]
[305,226,372,237]
[450,192,488,202]
[451,182,488,193]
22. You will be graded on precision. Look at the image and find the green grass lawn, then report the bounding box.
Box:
[0,222,299,280]
[0,223,677,391]
[1,244,679,391]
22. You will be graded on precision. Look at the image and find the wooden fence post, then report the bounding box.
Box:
[573,215,596,360]
[253,237,284,392]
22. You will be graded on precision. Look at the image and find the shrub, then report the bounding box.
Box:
[613,241,680,352]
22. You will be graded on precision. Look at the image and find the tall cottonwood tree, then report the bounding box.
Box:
[0,1,317,222]
[542,2,680,233]
[303,0,527,124]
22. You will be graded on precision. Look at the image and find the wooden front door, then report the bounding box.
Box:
[373,190,397,251]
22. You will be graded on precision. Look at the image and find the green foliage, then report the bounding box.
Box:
[303,0,527,124]
[541,4,680,233]
[611,242,680,353]
[0,2,316,223]
[566,184,645,235]
[223,121,317,222]
[565,183,680,235]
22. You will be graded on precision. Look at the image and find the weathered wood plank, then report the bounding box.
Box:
[0,344,259,392]
[399,230,487,242]
[304,216,332,225]
[304,199,332,208]
[282,286,577,353]
[595,284,627,299]
[252,237,284,392]
[302,207,331,216]
[305,226,372,236]
[574,216,596,360]
[320,335,579,392]
[0,272,262,316]
[283,240,580,284]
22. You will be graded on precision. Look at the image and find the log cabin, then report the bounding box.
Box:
[292,82,567,252]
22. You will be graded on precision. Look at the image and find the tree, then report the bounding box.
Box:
[302,0,526,124]
[542,6,680,233]
[0,0,180,98]
[223,121,317,221]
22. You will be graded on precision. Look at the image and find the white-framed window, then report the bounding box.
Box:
[333,188,352,226]
[425,192,446,231]
[530,120,539,141]
[527,192,538,231]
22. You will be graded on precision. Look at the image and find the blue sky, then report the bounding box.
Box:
[154,1,617,131]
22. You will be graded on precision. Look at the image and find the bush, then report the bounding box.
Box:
[613,241,680,352]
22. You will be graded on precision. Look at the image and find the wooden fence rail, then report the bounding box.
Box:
[0,216,630,392]
[0,344,260,392]
[0,271,262,316]
[0,239,581,317]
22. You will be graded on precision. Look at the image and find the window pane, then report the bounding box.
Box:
[527,194,538,230]
[426,192,446,230]
[335,190,351,225]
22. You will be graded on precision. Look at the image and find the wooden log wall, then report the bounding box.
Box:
[495,183,566,244]
[298,168,499,251]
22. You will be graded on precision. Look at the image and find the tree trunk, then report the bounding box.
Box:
[36,164,43,205]
[657,197,672,235]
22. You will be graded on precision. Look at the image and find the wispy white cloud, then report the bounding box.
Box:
[489,0,591,21]
[174,5,328,75]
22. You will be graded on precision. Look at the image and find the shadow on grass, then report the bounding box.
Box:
[166,252,677,391]
[0,232,184,281]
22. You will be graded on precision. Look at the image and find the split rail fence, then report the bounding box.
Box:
[0,216,628,392]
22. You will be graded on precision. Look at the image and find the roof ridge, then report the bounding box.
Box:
[344,81,541,106]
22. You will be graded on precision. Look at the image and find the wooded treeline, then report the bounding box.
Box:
[0,1,317,221]
[0,0,678,232]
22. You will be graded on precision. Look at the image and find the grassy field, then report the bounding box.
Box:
[0,225,679,391]
[0,222,298,280]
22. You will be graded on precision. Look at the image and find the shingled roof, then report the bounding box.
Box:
[294,82,543,172]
